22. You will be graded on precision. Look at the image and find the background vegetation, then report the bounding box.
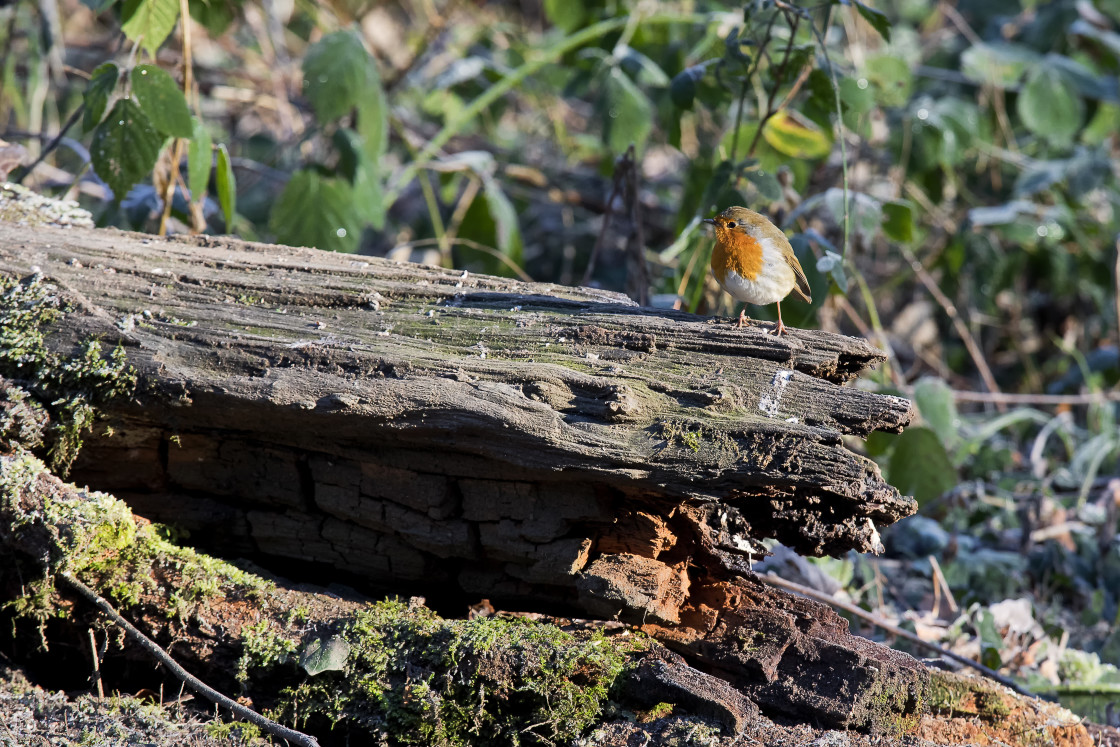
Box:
[1,0,1118,726]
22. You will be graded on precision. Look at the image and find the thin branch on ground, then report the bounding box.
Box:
[10,104,83,185]
[760,572,1036,698]
[59,572,321,747]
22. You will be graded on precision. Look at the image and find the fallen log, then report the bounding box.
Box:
[0,221,932,732]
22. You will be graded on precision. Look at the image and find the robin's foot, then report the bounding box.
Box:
[737,309,748,328]
[770,320,788,336]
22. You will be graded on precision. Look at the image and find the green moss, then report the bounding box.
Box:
[0,273,136,473]
[928,670,1012,719]
[279,599,642,745]
[204,720,263,743]
[1,452,268,624]
[238,620,299,682]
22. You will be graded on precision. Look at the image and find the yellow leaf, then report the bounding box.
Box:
[762,111,833,159]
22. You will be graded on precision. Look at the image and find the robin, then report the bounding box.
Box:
[704,206,812,336]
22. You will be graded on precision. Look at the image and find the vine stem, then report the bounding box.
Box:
[60,572,320,747]
[384,12,713,206]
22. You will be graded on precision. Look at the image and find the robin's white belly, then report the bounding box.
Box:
[718,238,795,305]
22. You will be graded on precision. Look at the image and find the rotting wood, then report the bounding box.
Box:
[0,220,916,617]
[1,454,1100,746]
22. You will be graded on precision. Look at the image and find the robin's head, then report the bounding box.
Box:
[703,206,769,243]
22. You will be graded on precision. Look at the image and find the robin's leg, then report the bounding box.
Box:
[772,301,787,336]
[737,307,747,328]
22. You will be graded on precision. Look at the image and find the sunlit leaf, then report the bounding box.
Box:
[1018,66,1084,146]
[90,98,163,201]
[132,64,192,138]
[83,62,118,133]
[121,0,180,57]
[302,30,374,124]
[887,426,957,507]
[270,169,363,253]
[187,117,212,201]
[865,54,911,107]
[215,143,235,230]
[763,111,832,159]
[960,42,1040,87]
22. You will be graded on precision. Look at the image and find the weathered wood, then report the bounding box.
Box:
[0,222,915,615]
[0,454,1100,747]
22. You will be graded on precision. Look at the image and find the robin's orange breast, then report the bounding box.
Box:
[711,231,764,284]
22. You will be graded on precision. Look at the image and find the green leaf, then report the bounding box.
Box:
[300,635,350,676]
[83,62,118,133]
[912,377,959,450]
[90,98,163,201]
[762,111,832,159]
[887,426,957,507]
[815,250,848,293]
[839,76,875,115]
[1018,66,1085,146]
[603,67,652,155]
[881,200,914,242]
[302,30,374,124]
[670,64,709,110]
[865,54,911,108]
[853,1,891,42]
[188,0,236,36]
[480,176,523,269]
[960,42,1040,88]
[132,64,192,138]
[215,143,235,230]
[121,0,180,57]
[269,169,364,253]
[744,169,781,201]
[356,78,388,164]
[543,0,585,33]
[187,117,212,201]
[333,128,385,230]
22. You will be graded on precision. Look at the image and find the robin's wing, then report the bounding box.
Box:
[783,241,813,303]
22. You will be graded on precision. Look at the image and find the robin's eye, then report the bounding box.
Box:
[726,221,737,228]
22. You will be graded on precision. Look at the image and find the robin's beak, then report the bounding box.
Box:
[702,218,716,225]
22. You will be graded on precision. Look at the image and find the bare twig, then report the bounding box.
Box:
[60,572,320,747]
[745,8,802,158]
[580,149,629,286]
[899,244,1004,408]
[760,572,1035,697]
[87,628,104,697]
[945,389,1120,406]
[10,105,83,185]
[1114,236,1119,356]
